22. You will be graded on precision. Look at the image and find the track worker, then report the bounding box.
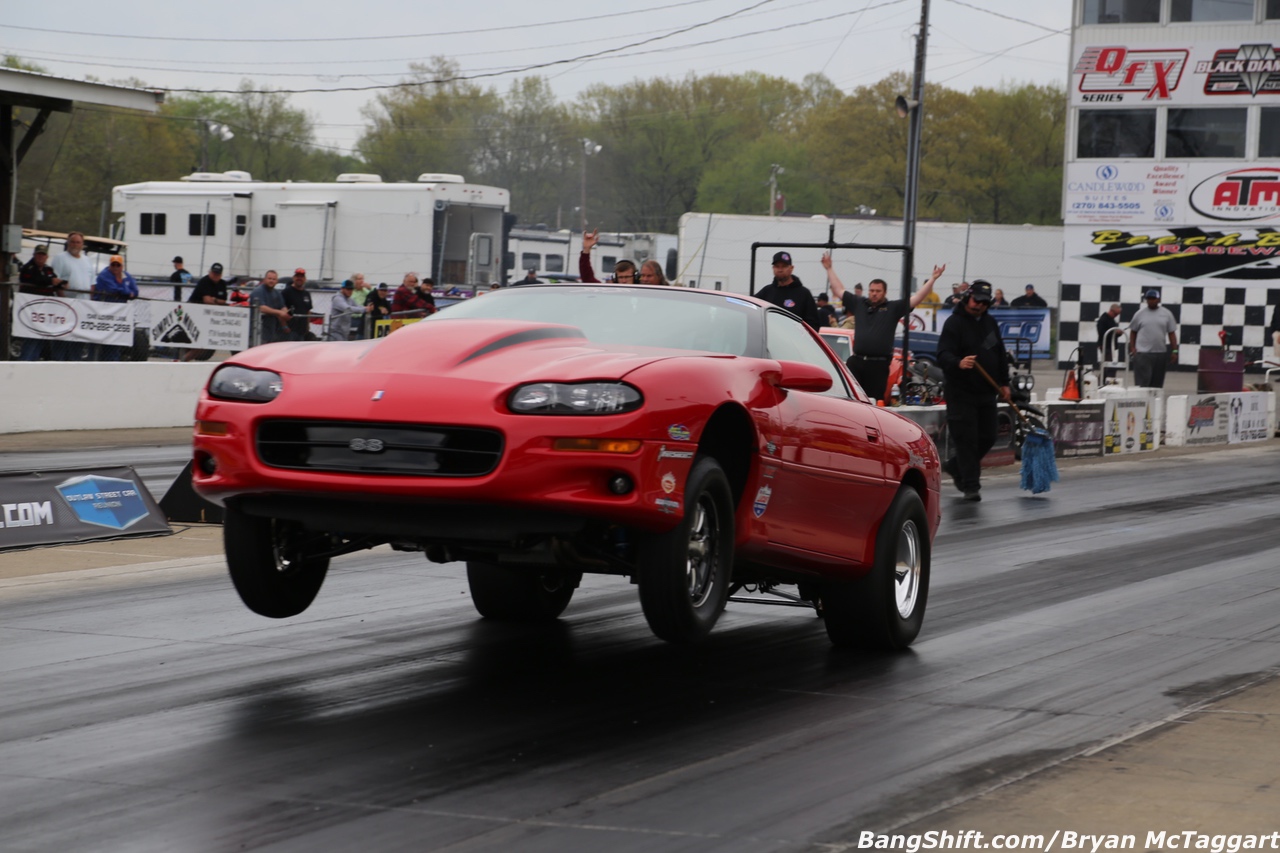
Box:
[937,281,1011,503]
[756,251,821,331]
[822,252,945,402]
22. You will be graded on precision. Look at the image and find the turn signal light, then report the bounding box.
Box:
[552,438,642,453]
[196,420,229,436]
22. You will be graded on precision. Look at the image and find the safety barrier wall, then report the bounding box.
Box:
[0,363,216,434]
[1163,392,1277,448]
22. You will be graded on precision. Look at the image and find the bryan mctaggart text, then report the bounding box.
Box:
[856,830,1280,853]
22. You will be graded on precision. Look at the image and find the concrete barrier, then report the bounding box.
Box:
[1,363,215,434]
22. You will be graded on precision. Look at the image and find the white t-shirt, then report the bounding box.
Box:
[51,252,95,300]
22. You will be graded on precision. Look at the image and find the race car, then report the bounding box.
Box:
[191,284,942,649]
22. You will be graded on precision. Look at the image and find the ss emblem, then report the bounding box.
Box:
[348,438,385,453]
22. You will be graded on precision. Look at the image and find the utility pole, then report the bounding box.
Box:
[581,138,601,231]
[897,0,930,399]
[767,163,785,216]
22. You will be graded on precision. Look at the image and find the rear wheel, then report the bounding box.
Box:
[224,507,331,618]
[823,487,929,650]
[636,457,734,645]
[466,562,580,621]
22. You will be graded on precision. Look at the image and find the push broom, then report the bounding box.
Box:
[975,363,1058,495]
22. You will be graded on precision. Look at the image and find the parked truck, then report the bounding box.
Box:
[111,171,508,285]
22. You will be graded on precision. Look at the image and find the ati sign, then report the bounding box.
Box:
[1074,46,1188,101]
[1189,168,1280,223]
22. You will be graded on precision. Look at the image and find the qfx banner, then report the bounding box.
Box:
[1063,225,1280,287]
[146,300,251,351]
[1071,41,1280,107]
[12,293,134,347]
[1065,162,1280,227]
[0,466,171,551]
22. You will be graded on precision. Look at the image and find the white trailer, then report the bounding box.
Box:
[505,227,678,282]
[677,213,1063,303]
[112,171,508,285]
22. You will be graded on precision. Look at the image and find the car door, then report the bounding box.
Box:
[762,310,889,564]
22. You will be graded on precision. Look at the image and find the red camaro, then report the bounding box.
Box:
[192,284,942,648]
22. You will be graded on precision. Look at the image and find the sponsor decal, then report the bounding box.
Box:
[372,390,385,401]
[655,498,680,513]
[667,424,691,441]
[151,304,201,345]
[657,445,695,460]
[1074,46,1188,100]
[1080,227,1280,281]
[1188,398,1218,433]
[0,501,54,529]
[16,298,79,338]
[661,472,677,494]
[765,441,777,455]
[1189,168,1280,222]
[55,475,151,530]
[752,484,772,518]
[783,299,796,308]
[1197,44,1280,96]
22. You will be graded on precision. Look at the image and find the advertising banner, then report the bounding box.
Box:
[1071,41,1280,107]
[1046,402,1106,458]
[1184,394,1231,446]
[1065,162,1280,227]
[1104,397,1157,454]
[12,293,134,347]
[1063,225,1280,287]
[147,300,251,351]
[1227,392,1270,443]
[0,466,171,552]
[991,308,1052,359]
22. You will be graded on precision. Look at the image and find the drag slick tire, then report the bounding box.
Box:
[636,456,734,645]
[224,507,331,618]
[466,562,581,621]
[822,486,929,650]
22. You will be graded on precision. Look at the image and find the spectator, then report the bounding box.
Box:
[816,293,838,328]
[514,269,543,286]
[992,288,1010,307]
[1271,303,1280,361]
[181,263,230,362]
[249,270,290,345]
[349,272,371,306]
[1096,303,1122,365]
[392,272,431,318]
[282,268,315,341]
[170,255,195,300]
[580,229,642,284]
[92,255,139,361]
[17,245,65,361]
[823,252,945,401]
[418,277,438,313]
[50,231,94,360]
[327,280,361,341]
[1011,284,1048,308]
[755,251,821,331]
[942,283,966,309]
[366,283,392,327]
[1128,289,1178,388]
[853,283,864,297]
[639,259,669,286]
[937,281,1011,502]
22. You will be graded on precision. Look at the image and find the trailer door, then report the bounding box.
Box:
[276,201,338,281]
[467,232,497,285]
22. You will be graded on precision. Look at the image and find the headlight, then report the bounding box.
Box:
[208,365,284,402]
[508,382,643,415]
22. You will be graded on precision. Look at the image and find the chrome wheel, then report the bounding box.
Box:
[893,519,922,619]
[685,496,720,607]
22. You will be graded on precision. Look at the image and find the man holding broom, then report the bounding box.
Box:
[937,280,1011,502]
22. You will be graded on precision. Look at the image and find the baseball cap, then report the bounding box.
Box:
[172,255,184,263]
[109,255,124,266]
[1024,284,1035,291]
[340,279,354,290]
[34,244,49,254]
[294,267,307,276]
[210,262,224,274]
[968,280,994,303]
[377,282,388,290]
[1144,289,1160,299]
[771,251,793,265]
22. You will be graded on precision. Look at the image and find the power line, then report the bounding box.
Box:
[0,0,725,43]
[944,0,1068,35]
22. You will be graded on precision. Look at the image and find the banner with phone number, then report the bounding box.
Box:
[12,292,134,346]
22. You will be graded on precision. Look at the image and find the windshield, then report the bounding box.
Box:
[430,286,756,356]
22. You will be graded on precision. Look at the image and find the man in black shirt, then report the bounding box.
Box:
[1011,284,1047,307]
[181,263,230,361]
[822,252,946,402]
[283,268,315,341]
[1096,303,1122,365]
[755,251,821,331]
[937,281,1011,502]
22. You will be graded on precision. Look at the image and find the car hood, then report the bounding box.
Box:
[233,318,717,384]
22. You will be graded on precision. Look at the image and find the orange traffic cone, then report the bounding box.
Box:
[1062,370,1080,401]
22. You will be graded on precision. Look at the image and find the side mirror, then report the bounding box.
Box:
[772,360,833,393]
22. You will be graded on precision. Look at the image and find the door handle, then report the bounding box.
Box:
[866,427,880,442]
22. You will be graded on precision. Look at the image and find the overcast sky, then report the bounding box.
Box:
[2,0,1072,161]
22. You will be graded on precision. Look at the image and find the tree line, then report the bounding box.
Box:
[7,54,1065,239]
